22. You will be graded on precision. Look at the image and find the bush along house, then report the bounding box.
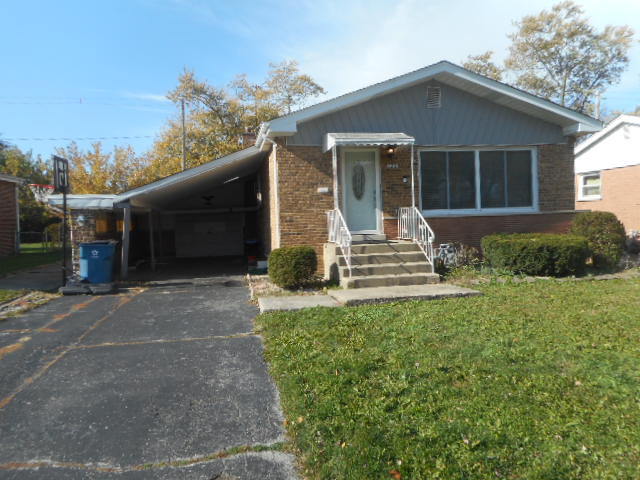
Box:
[47,61,602,288]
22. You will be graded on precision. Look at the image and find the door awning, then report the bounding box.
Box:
[323,133,415,152]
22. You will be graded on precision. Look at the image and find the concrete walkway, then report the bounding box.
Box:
[0,276,297,479]
[258,284,481,312]
[0,262,62,292]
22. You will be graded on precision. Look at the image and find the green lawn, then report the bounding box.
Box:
[0,289,24,303]
[257,279,640,479]
[0,243,61,277]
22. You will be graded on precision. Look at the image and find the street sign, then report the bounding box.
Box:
[53,155,69,192]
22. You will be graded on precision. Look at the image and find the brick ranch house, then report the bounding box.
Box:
[575,114,640,233]
[0,174,23,256]
[48,61,602,287]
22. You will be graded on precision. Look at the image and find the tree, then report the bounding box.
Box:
[505,1,634,114]
[0,141,57,233]
[462,51,505,81]
[264,60,325,114]
[55,142,150,194]
[154,60,325,172]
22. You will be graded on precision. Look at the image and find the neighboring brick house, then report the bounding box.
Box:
[48,61,602,287]
[575,115,640,233]
[0,174,23,256]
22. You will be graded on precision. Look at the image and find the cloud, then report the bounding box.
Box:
[264,0,640,109]
[121,91,171,103]
[145,0,639,110]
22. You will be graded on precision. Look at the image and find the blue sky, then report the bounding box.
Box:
[1,0,639,160]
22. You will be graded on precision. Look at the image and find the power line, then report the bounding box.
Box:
[0,100,172,108]
[4,135,154,142]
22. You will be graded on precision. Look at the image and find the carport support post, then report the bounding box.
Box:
[148,210,156,271]
[121,205,131,280]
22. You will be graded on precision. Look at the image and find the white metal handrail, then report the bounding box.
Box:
[397,206,435,266]
[327,209,352,275]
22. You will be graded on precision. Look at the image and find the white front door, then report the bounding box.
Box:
[342,149,380,233]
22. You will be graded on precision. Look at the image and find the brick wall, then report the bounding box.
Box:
[273,141,577,269]
[381,146,413,217]
[0,180,18,256]
[386,211,575,250]
[575,164,640,232]
[275,143,334,271]
[538,142,575,211]
[69,210,118,275]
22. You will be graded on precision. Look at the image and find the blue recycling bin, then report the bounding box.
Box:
[79,241,117,283]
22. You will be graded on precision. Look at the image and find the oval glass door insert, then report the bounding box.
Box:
[352,164,365,200]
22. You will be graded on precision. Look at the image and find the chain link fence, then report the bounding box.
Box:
[18,223,62,252]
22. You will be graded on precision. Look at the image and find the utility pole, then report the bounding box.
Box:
[181,98,187,171]
[595,91,601,120]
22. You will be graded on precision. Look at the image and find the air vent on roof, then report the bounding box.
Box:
[426,86,441,108]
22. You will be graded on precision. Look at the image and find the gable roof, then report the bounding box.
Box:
[257,60,602,149]
[575,114,640,156]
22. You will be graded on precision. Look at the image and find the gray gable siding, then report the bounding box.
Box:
[287,80,566,146]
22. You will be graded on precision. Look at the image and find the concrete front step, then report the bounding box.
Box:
[341,272,440,289]
[351,234,387,242]
[338,251,427,266]
[349,242,421,255]
[342,261,431,277]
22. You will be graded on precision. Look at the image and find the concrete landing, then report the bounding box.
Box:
[328,284,481,306]
[258,284,481,312]
[258,295,341,313]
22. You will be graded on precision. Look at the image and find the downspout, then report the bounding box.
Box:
[264,139,280,249]
[410,143,416,209]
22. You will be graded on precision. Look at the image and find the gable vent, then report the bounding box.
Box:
[426,86,441,108]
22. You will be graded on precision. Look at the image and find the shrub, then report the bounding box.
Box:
[481,233,589,276]
[268,246,317,289]
[570,211,626,269]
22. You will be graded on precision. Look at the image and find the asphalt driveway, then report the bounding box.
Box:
[0,278,297,479]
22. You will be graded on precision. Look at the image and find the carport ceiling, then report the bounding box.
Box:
[114,146,266,209]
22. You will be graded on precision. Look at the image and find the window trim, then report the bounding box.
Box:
[418,146,539,216]
[577,171,602,201]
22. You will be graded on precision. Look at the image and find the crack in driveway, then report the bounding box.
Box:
[0,279,297,479]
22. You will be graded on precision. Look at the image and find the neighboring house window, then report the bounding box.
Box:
[578,172,601,200]
[420,149,536,213]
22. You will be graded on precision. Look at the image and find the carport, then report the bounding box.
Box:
[113,146,266,279]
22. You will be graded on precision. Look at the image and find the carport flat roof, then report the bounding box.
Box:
[113,146,266,208]
[48,194,117,210]
[47,146,267,211]
[114,146,266,209]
